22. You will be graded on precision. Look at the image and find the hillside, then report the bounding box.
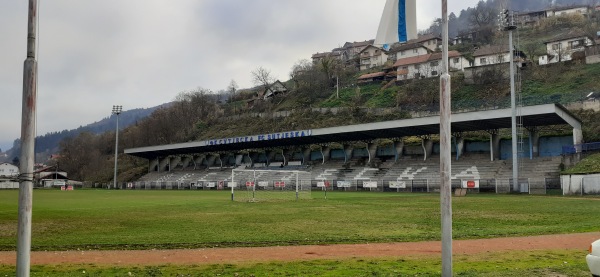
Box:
[1,104,169,164]
[45,3,600,182]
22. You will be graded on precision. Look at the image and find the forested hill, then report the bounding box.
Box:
[1,103,170,163]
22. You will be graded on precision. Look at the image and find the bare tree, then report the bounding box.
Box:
[227,79,238,103]
[251,66,275,90]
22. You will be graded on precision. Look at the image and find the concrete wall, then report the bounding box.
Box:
[0,182,19,189]
[561,174,600,195]
[539,136,573,157]
[587,54,600,65]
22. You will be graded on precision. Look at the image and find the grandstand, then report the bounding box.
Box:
[124,104,580,194]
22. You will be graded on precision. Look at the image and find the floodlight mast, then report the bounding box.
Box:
[112,105,122,189]
[499,9,519,190]
[17,0,38,275]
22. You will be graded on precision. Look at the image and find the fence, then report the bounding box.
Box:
[562,142,600,154]
[82,177,564,195]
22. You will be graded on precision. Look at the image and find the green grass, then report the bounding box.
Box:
[563,153,600,174]
[1,190,599,251]
[0,250,591,276]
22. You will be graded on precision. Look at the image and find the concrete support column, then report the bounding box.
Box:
[181,156,191,169]
[528,128,540,159]
[194,155,206,170]
[454,135,465,160]
[206,155,216,168]
[217,154,225,168]
[421,137,433,161]
[235,154,244,166]
[573,127,583,153]
[343,144,354,164]
[367,143,378,165]
[171,156,182,170]
[158,157,169,172]
[303,148,311,165]
[266,150,276,166]
[489,130,501,161]
[244,153,253,167]
[284,149,294,166]
[394,140,404,162]
[321,146,331,164]
[149,158,159,173]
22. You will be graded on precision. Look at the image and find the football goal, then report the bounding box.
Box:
[230,169,312,202]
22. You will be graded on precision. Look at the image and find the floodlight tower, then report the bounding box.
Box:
[112,105,122,189]
[499,9,519,191]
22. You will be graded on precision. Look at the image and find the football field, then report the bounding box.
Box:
[0,189,598,276]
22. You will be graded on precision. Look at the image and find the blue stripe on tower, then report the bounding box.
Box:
[398,0,408,42]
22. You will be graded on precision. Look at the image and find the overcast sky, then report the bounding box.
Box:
[0,0,481,151]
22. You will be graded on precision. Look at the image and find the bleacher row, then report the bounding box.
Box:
[135,154,562,193]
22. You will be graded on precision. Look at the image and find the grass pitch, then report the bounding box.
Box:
[0,190,599,251]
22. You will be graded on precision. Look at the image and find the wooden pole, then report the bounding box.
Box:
[17,0,38,275]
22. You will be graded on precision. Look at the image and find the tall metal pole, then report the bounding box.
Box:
[112,105,122,189]
[439,0,453,276]
[17,0,38,275]
[509,29,518,191]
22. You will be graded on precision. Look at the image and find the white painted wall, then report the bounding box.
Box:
[473,52,511,67]
[561,174,600,195]
[544,36,594,63]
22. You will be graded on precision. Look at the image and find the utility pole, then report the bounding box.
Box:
[439,0,453,276]
[17,0,38,275]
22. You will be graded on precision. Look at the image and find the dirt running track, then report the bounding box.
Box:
[0,232,598,266]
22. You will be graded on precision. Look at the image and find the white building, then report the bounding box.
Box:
[359,45,389,71]
[0,163,19,189]
[539,30,595,65]
[394,51,469,81]
[387,43,431,62]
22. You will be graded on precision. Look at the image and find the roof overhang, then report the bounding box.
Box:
[125,104,581,160]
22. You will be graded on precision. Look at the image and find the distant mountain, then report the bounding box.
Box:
[1,103,170,163]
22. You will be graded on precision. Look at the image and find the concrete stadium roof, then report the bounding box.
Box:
[124,104,581,160]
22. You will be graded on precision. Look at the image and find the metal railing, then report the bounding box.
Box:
[562,142,600,154]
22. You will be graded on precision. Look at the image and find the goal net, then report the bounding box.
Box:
[230,169,312,202]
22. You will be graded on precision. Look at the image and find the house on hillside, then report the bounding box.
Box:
[472,44,526,67]
[260,80,288,100]
[517,5,591,26]
[546,5,590,18]
[311,48,348,65]
[406,34,441,52]
[0,163,19,189]
[392,50,468,81]
[343,40,375,59]
[357,72,387,83]
[539,30,595,65]
[358,45,389,71]
[386,43,431,62]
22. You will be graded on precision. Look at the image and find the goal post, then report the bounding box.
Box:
[230,169,312,202]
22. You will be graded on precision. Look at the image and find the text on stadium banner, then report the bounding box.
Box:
[227,181,238,188]
[389,181,406,189]
[258,181,269,187]
[337,181,352,188]
[461,180,480,189]
[317,181,331,187]
[205,130,313,146]
[274,181,286,188]
[363,181,378,188]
